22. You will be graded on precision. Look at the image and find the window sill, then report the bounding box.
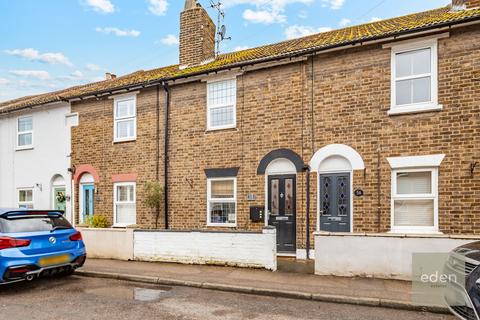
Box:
[16,146,34,151]
[112,224,135,228]
[207,223,237,228]
[113,138,136,144]
[206,125,237,133]
[388,104,443,116]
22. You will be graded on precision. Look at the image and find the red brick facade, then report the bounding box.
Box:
[71,24,480,251]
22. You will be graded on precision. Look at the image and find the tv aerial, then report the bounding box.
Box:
[208,0,231,55]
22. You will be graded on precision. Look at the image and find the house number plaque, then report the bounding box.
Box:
[354,189,364,197]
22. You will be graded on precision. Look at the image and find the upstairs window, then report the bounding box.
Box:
[17,116,33,149]
[390,39,440,115]
[207,178,236,226]
[114,95,136,142]
[207,79,236,130]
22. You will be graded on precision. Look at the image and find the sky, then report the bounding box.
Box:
[0,0,451,102]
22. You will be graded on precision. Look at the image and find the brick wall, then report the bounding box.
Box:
[71,25,480,250]
[179,5,216,67]
[71,87,166,229]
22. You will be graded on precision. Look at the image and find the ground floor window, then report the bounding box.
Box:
[391,168,438,233]
[18,188,34,209]
[114,182,136,227]
[207,178,236,226]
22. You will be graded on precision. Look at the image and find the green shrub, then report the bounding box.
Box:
[87,215,109,228]
[144,181,164,210]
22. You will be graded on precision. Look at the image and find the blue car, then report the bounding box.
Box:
[0,209,86,284]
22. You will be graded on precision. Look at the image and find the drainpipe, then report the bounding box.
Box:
[376,147,381,232]
[162,82,170,230]
[155,85,161,229]
[304,164,311,260]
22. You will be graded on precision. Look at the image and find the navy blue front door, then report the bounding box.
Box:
[319,173,351,232]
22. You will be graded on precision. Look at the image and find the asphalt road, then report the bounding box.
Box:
[0,276,456,320]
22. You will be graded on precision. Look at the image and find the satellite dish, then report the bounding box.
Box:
[219,25,227,40]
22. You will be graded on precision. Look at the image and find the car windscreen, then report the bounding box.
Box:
[0,215,73,233]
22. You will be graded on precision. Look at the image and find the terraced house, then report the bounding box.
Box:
[0,0,479,261]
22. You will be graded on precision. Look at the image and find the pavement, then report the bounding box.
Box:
[0,276,455,320]
[76,258,448,313]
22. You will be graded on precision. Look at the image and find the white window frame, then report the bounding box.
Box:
[390,168,439,234]
[18,188,34,209]
[16,116,34,150]
[206,78,237,131]
[113,182,136,227]
[389,39,442,115]
[207,177,237,227]
[113,94,137,142]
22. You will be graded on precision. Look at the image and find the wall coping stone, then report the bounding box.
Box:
[314,231,480,240]
[133,229,264,235]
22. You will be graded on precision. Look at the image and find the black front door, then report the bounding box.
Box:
[268,175,296,253]
[319,173,351,232]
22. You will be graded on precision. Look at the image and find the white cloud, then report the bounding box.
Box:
[160,34,179,46]
[4,48,73,66]
[321,0,345,10]
[58,70,86,81]
[233,46,250,52]
[9,70,51,80]
[0,78,9,85]
[225,0,313,25]
[370,17,382,22]
[96,27,141,37]
[86,63,101,71]
[339,18,351,27]
[298,10,308,19]
[284,25,332,39]
[243,9,286,24]
[84,0,115,13]
[71,70,84,78]
[148,0,168,16]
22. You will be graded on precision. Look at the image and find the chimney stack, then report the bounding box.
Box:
[179,0,216,68]
[452,0,480,10]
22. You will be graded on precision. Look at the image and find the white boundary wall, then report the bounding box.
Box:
[134,228,277,271]
[80,228,134,260]
[315,232,480,280]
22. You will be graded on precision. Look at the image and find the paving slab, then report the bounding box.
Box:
[81,258,412,302]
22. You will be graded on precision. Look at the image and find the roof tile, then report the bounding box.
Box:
[1,6,479,113]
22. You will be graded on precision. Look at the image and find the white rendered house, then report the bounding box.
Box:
[0,101,77,221]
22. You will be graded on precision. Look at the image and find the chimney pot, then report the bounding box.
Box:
[184,0,197,10]
[452,0,480,10]
[105,72,117,80]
